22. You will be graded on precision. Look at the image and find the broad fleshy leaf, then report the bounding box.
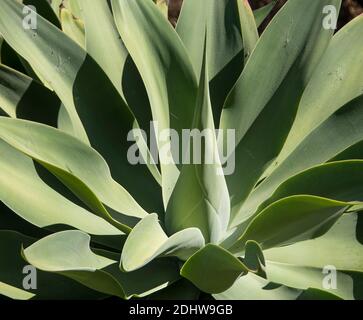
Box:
[112,0,198,206]
[0,0,162,213]
[0,64,60,125]
[166,45,230,243]
[213,273,302,300]
[229,196,350,254]
[0,230,107,299]
[0,139,122,236]
[121,213,205,272]
[23,230,180,299]
[180,244,249,294]
[224,0,342,227]
[0,117,148,232]
[264,213,363,299]
[259,161,363,212]
[176,0,246,122]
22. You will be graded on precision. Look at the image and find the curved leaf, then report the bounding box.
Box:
[254,16,363,195]
[0,230,107,300]
[213,273,301,300]
[112,0,198,205]
[176,0,245,121]
[0,0,162,213]
[75,0,127,94]
[265,213,363,273]
[224,0,341,226]
[0,201,49,239]
[23,230,125,298]
[121,214,204,272]
[0,140,121,235]
[0,64,60,126]
[0,117,148,231]
[23,230,180,299]
[266,262,355,300]
[24,231,115,272]
[276,15,363,168]
[0,0,87,140]
[242,93,363,225]
[74,0,160,190]
[229,196,350,254]
[220,0,339,143]
[180,244,249,294]
[260,161,363,212]
[0,282,34,300]
[264,213,363,299]
[242,240,266,278]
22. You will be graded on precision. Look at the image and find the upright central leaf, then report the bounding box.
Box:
[166,43,230,244]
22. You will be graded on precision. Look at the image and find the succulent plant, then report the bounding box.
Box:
[0,0,363,300]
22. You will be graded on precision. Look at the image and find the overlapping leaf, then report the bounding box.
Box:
[264,213,363,299]
[0,139,122,235]
[220,0,341,227]
[0,117,148,232]
[181,241,266,294]
[229,196,350,254]
[176,0,250,121]
[166,43,230,244]
[0,64,60,126]
[121,214,204,272]
[0,230,107,300]
[23,230,181,299]
[0,0,162,213]
[112,0,198,206]
[241,15,363,223]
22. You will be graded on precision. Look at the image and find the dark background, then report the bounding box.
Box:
[168,0,363,29]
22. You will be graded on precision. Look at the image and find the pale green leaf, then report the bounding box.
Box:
[277,15,363,168]
[213,273,301,300]
[166,45,230,243]
[23,230,180,299]
[60,8,85,48]
[0,140,122,236]
[75,0,128,95]
[112,0,198,206]
[0,230,107,299]
[121,213,205,272]
[229,196,350,254]
[224,0,341,227]
[0,282,34,300]
[0,117,148,232]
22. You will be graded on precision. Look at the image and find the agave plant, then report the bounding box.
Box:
[0,0,363,301]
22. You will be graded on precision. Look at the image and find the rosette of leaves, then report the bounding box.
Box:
[0,0,362,300]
